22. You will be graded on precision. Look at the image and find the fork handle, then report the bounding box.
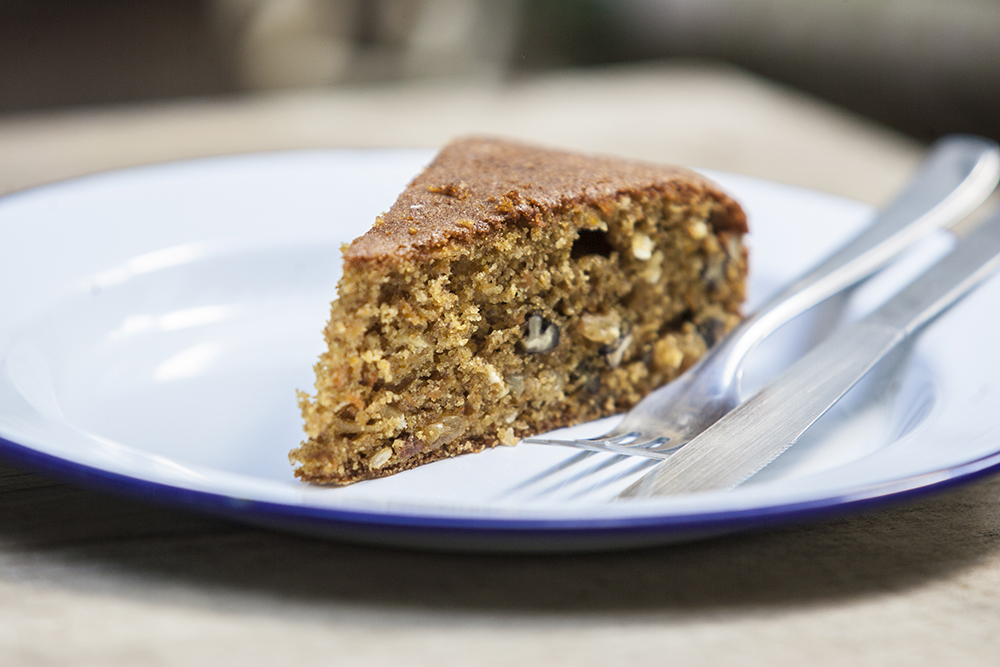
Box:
[721,134,1000,381]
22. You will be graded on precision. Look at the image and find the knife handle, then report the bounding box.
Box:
[867,208,1000,336]
[753,135,1000,333]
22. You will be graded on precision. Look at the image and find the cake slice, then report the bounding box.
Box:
[291,137,748,484]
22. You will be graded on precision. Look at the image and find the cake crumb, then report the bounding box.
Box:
[631,233,654,260]
[498,427,517,446]
[580,312,622,345]
[653,335,685,371]
[688,220,709,240]
[369,447,393,470]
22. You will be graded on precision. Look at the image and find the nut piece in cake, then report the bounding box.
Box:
[291,136,748,484]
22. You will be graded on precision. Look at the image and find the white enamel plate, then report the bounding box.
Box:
[2,149,999,551]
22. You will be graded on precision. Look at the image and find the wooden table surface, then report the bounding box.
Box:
[2,62,1000,666]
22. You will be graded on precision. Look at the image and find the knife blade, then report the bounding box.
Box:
[620,207,1000,498]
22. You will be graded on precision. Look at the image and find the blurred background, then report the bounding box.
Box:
[2,0,998,144]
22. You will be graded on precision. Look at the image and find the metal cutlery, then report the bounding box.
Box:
[622,205,1000,497]
[506,135,999,500]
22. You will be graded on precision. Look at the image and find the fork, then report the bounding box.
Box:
[514,135,1000,495]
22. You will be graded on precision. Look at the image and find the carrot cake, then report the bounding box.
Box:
[291,137,748,484]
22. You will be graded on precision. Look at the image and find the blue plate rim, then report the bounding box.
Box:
[4,430,1000,551]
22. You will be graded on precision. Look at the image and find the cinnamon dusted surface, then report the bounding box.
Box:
[344,136,747,263]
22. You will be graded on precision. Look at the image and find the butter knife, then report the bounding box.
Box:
[621,208,1000,498]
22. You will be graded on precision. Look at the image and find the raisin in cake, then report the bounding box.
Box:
[291,137,748,484]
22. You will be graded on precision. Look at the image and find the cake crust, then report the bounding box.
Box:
[292,137,748,484]
[344,137,747,263]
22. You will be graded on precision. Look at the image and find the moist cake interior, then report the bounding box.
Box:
[291,137,748,484]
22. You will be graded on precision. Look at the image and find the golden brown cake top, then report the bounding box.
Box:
[343,136,748,263]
